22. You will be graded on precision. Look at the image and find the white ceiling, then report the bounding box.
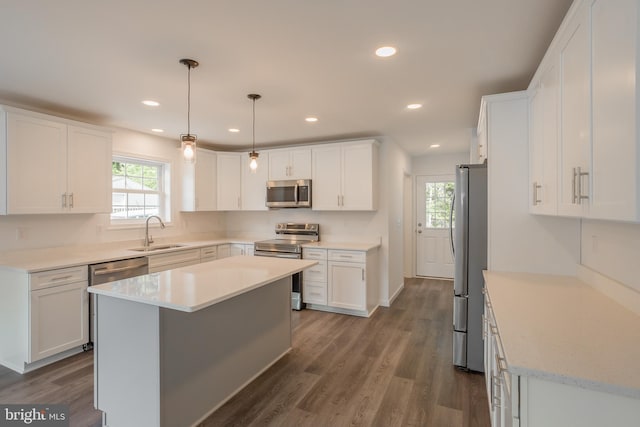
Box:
[0,0,572,156]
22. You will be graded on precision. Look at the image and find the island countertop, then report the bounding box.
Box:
[88,255,317,312]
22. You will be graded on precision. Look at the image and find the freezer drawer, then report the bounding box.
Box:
[453,331,467,367]
[453,296,468,332]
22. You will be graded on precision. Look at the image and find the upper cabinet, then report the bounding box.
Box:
[241,152,268,211]
[182,148,217,211]
[268,148,311,181]
[0,106,112,215]
[589,0,639,221]
[216,152,243,211]
[312,140,378,211]
[528,0,640,222]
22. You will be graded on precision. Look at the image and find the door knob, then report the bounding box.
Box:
[418,230,422,234]
[417,222,422,227]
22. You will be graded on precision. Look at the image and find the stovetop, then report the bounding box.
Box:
[255,223,320,253]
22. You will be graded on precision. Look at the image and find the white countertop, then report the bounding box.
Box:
[302,241,381,251]
[88,256,317,312]
[483,270,640,399]
[0,238,257,273]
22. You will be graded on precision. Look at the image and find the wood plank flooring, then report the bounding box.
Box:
[0,278,490,427]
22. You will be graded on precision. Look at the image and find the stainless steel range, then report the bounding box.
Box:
[254,223,319,310]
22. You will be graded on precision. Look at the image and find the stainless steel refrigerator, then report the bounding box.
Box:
[452,163,487,372]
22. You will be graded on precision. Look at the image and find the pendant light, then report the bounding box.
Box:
[247,93,261,172]
[180,58,199,163]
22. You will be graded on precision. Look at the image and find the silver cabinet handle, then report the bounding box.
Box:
[50,275,73,282]
[572,168,578,204]
[69,192,74,208]
[361,268,365,281]
[576,167,589,203]
[337,195,340,206]
[533,182,542,205]
[61,193,67,208]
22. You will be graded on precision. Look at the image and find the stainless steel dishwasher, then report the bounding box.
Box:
[86,257,149,349]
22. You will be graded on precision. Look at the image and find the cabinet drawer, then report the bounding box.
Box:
[328,250,365,263]
[30,265,88,291]
[148,249,200,269]
[200,246,218,260]
[303,248,327,260]
[303,260,327,281]
[303,281,327,305]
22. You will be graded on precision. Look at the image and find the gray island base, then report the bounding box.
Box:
[89,256,316,427]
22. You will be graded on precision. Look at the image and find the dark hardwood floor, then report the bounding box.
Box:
[0,278,489,427]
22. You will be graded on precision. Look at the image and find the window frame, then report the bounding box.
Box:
[110,154,172,227]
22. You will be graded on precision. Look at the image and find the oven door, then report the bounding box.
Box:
[254,250,301,259]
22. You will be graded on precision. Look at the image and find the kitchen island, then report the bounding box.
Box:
[88,255,317,427]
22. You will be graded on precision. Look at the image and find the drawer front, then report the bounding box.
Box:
[303,281,327,305]
[328,250,366,263]
[30,265,88,291]
[303,248,327,260]
[148,249,201,269]
[303,260,327,282]
[200,246,218,259]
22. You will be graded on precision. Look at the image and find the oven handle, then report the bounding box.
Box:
[254,251,301,259]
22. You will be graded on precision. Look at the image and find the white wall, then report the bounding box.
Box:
[411,151,469,176]
[581,220,640,293]
[0,128,226,251]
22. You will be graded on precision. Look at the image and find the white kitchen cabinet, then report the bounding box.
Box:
[589,0,639,221]
[528,59,559,215]
[217,152,243,210]
[302,248,328,306]
[0,106,112,215]
[268,148,312,181]
[147,249,201,273]
[182,149,217,211]
[476,108,488,163]
[200,245,218,262]
[30,280,88,363]
[326,249,378,316]
[241,152,268,211]
[312,140,378,211]
[557,3,591,217]
[230,243,254,256]
[217,244,231,259]
[0,265,89,373]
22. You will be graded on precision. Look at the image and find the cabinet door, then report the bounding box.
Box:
[242,153,268,210]
[185,149,216,211]
[312,145,341,210]
[328,261,366,311]
[67,126,112,213]
[230,243,246,256]
[342,143,375,210]
[30,281,88,362]
[6,113,67,214]
[557,6,591,217]
[217,244,231,259]
[217,153,242,210]
[268,150,291,181]
[590,0,639,221]
[289,148,312,180]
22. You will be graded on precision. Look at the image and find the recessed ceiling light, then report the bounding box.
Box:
[305,117,318,123]
[430,144,441,148]
[407,103,423,110]
[375,46,397,57]
[228,128,240,133]
[151,128,164,133]
[142,100,160,107]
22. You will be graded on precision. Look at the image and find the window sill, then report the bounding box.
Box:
[107,222,174,231]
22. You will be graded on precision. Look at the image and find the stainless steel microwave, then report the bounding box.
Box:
[266,179,312,208]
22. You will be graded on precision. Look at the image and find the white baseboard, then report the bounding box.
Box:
[383,281,405,307]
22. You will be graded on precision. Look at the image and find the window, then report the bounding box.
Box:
[424,181,455,228]
[111,156,170,224]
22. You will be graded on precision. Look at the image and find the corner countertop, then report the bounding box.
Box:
[302,241,381,251]
[88,256,317,312]
[483,270,640,399]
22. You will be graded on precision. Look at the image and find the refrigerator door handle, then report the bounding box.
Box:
[450,193,455,259]
[454,166,469,296]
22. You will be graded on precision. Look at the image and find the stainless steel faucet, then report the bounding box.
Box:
[144,215,165,247]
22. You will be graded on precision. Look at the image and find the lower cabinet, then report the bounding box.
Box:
[30,281,88,362]
[148,249,201,273]
[303,247,378,317]
[230,243,254,256]
[217,244,231,259]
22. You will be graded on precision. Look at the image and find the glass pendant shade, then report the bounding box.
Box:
[247,93,261,172]
[249,151,259,172]
[181,134,196,163]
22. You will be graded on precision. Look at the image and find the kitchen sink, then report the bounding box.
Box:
[129,244,186,252]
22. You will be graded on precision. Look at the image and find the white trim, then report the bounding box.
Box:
[384,281,405,307]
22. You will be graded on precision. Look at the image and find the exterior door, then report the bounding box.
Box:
[416,175,455,278]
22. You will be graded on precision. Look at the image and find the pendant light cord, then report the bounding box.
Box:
[187,64,191,136]
[252,97,256,152]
